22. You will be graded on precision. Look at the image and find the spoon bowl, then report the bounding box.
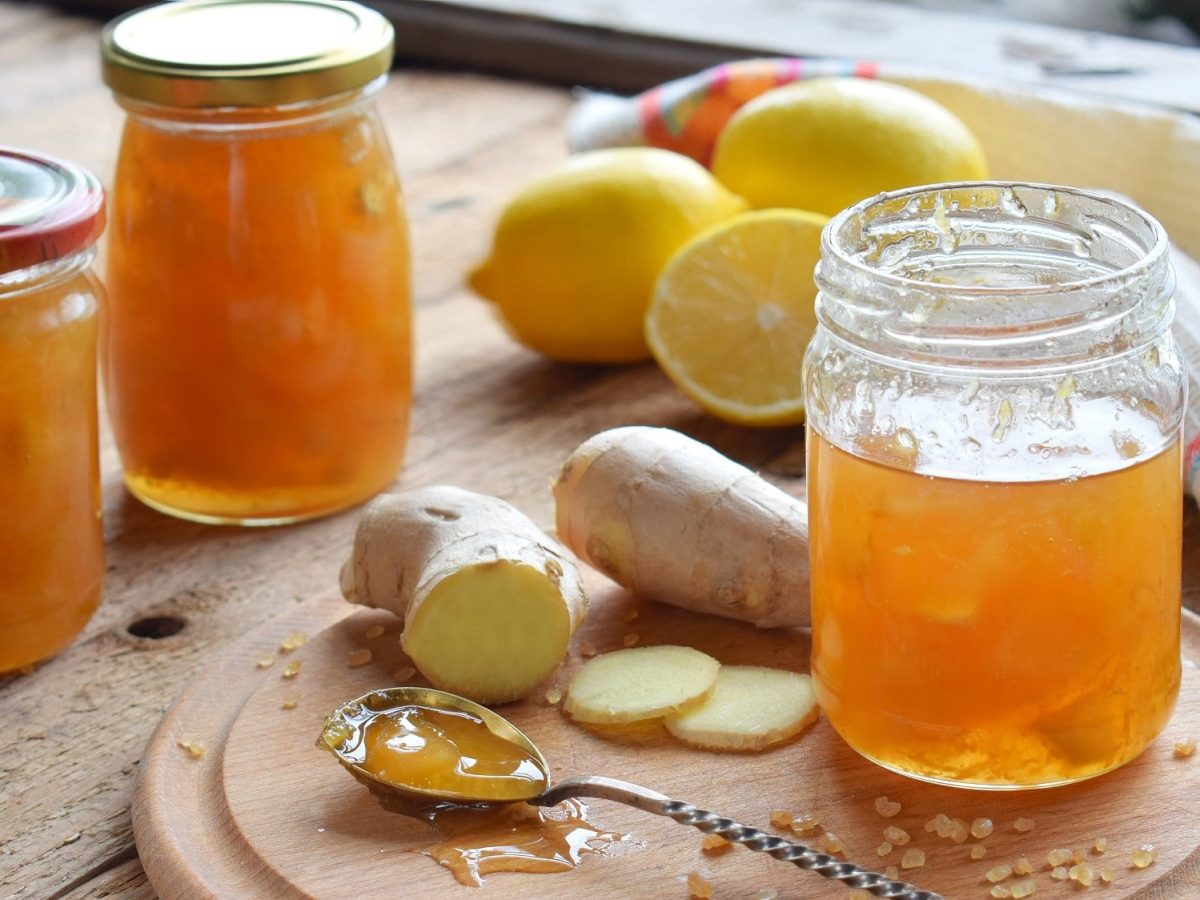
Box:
[318,686,549,815]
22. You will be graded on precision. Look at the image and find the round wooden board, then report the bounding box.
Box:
[133,578,1200,899]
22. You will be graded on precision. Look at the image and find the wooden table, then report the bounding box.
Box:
[3,2,1200,898]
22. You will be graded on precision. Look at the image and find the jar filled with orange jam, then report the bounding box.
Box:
[0,148,106,674]
[100,0,411,525]
[804,183,1184,789]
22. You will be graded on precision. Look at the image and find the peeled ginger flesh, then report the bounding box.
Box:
[664,665,819,751]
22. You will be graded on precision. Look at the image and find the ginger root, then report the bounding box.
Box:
[553,426,809,628]
[664,666,818,751]
[563,645,720,724]
[340,486,587,704]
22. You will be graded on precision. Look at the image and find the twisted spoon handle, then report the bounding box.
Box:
[535,775,943,900]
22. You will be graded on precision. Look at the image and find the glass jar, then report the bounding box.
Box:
[804,183,1184,789]
[0,147,106,674]
[101,0,411,525]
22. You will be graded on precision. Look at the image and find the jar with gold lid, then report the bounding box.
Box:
[0,147,106,674]
[101,0,412,525]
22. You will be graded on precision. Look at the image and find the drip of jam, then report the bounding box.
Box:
[422,798,624,887]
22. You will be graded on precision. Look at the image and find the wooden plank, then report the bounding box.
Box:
[379,0,1200,111]
[45,0,1200,109]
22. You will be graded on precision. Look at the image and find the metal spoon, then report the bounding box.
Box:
[320,687,943,900]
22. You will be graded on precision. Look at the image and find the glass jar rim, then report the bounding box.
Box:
[821,181,1169,298]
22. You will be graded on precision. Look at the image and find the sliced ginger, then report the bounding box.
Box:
[664,666,818,751]
[340,486,588,704]
[563,645,720,724]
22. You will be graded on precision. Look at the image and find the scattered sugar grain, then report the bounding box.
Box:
[1069,862,1095,886]
[769,809,794,829]
[177,737,205,760]
[346,648,373,668]
[700,834,731,855]
[971,817,994,839]
[579,641,598,658]
[949,819,969,844]
[281,696,299,710]
[1050,866,1068,881]
[971,845,987,860]
[985,864,1012,883]
[848,892,871,900]
[279,631,307,653]
[1014,857,1033,876]
[1093,837,1107,854]
[885,865,899,880]
[255,654,276,669]
[753,890,778,900]
[544,686,563,705]
[282,660,302,679]
[1072,849,1086,865]
[624,606,639,621]
[1099,866,1114,883]
[687,871,714,899]
[876,842,892,857]
[391,666,416,682]
[622,633,640,648]
[874,796,902,818]
[820,831,845,854]
[1174,737,1197,758]
[900,848,925,870]
[883,826,909,846]
[790,813,820,834]
[364,623,385,639]
[1046,849,1073,867]
[1010,879,1036,898]
[1131,844,1157,869]
[990,887,1011,899]
[1013,817,1035,833]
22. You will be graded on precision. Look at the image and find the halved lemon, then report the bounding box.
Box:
[645,208,828,426]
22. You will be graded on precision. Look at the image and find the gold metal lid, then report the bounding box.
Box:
[101,0,394,108]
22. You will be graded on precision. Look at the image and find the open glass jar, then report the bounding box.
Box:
[804,183,1184,789]
[101,0,411,525]
[0,148,106,674]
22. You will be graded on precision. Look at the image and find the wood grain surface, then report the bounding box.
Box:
[2,3,1200,899]
[131,592,1200,899]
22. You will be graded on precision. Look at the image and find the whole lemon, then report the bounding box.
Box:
[469,148,746,363]
[711,78,988,216]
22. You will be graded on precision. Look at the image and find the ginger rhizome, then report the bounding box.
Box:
[340,486,588,704]
[553,426,809,628]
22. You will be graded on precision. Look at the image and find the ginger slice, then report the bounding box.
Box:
[563,645,719,724]
[663,666,818,751]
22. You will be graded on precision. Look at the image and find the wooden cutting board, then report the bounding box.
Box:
[133,575,1200,899]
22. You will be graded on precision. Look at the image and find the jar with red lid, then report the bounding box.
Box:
[0,147,106,674]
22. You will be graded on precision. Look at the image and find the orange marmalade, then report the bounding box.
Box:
[805,184,1184,788]
[808,432,1181,786]
[0,149,105,673]
[101,0,410,524]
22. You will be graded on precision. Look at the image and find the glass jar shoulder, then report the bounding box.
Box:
[803,325,1186,482]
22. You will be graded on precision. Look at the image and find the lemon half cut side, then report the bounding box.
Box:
[645,208,829,427]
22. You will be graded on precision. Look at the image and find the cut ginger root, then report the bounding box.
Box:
[563,645,720,724]
[664,666,818,751]
[340,486,588,704]
[553,426,809,628]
